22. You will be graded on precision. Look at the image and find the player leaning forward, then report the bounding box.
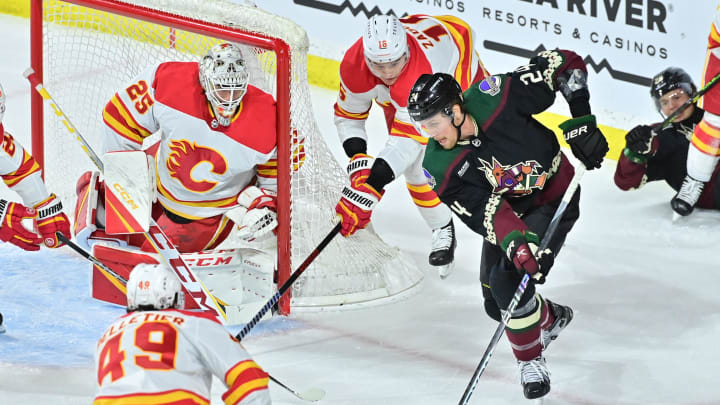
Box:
[333,14,490,278]
[408,50,609,399]
[0,82,70,333]
[94,263,271,404]
[74,43,281,289]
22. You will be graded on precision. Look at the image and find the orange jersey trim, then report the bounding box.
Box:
[710,22,720,49]
[156,180,238,210]
[103,95,153,144]
[435,15,475,89]
[691,120,720,156]
[256,158,277,179]
[334,102,370,120]
[390,119,428,145]
[406,182,442,207]
[2,150,41,187]
[93,389,209,405]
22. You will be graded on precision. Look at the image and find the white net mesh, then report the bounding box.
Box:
[38,0,422,310]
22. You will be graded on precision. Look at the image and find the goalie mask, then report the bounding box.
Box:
[0,82,5,124]
[199,43,249,127]
[127,263,185,311]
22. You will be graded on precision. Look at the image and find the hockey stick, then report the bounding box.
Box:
[236,222,341,341]
[269,374,326,402]
[457,165,586,405]
[24,68,227,324]
[57,232,325,402]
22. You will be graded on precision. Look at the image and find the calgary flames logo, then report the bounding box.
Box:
[166,139,228,193]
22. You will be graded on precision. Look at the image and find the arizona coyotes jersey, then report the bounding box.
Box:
[334,14,489,145]
[102,62,278,220]
[0,123,48,206]
[94,309,270,405]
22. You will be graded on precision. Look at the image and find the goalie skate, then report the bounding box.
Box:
[429,219,456,279]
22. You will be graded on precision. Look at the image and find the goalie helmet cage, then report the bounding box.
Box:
[29,0,423,315]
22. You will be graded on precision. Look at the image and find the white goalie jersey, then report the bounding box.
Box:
[94,309,271,405]
[101,61,278,220]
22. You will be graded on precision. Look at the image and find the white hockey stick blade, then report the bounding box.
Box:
[294,387,326,402]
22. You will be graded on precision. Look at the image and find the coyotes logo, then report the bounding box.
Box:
[478,157,547,196]
[166,139,228,193]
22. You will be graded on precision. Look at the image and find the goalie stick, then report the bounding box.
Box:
[57,232,326,402]
[457,165,586,405]
[24,68,226,324]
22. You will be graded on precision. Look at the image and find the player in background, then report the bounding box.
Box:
[407,50,609,399]
[333,14,490,279]
[615,68,720,209]
[0,81,71,333]
[94,263,271,404]
[672,8,720,216]
[74,42,284,256]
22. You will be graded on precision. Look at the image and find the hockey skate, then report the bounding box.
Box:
[0,312,5,334]
[671,175,704,217]
[542,299,574,350]
[518,356,551,399]
[429,219,456,279]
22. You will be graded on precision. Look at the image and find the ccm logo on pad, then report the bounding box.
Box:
[112,183,139,210]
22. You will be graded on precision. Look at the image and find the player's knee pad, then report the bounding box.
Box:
[488,262,536,310]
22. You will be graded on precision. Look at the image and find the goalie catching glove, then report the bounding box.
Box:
[233,186,278,242]
[559,114,609,170]
[33,194,70,248]
[0,199,42,251]
[503,231,554,284]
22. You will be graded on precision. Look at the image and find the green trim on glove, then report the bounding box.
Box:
[558,114,596,131]
[623,147,649,164]
[499,229,540,253]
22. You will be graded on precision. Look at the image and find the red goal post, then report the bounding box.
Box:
[29,0,422,315]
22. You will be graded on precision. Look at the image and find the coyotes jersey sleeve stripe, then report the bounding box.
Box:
[93,388,210,405]
[222,359,269,404]
[334,102,370,120]
[390,119,428,145]
[435,15,476,89]
[1,148,41,187]
[103,95,153,145]
[691,119,720,156]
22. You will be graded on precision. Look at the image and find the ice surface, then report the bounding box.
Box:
[1,13,720,405]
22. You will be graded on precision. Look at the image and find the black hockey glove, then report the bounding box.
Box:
[504,231,554,284]
[559,114,609,170]
[624,125,656,163]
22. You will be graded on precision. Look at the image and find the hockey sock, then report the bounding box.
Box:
[540,297,556,331]
[505,294,544,361]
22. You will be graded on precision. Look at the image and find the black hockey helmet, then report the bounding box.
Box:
[650,67,696,111]
[408,73,464,122]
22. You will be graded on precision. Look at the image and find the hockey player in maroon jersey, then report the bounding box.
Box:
[407,49,609,399]
[333,14,490,279]
[94,263,271,404]
[615,67,720,210]
[0,81,71,333]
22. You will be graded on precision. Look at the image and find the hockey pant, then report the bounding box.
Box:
[479,188,580,360]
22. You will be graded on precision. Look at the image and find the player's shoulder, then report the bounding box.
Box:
[152,61,207,114]
[339,38,379,93]
[223,85,277,154]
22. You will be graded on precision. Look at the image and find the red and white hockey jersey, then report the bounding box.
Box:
[94,309,270,405]
[102,62,278,220]
[693,5,720,158]
[334,14,489,145]
[0,123,48,205]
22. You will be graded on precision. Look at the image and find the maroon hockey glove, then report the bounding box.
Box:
[504,231,554,284]
[335,181,383,237]
[346,153,374,187]
[0,199,43,251]
[559,114,609,170]
[34,194,70,248]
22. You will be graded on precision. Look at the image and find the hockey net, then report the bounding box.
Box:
[30,0,422,314]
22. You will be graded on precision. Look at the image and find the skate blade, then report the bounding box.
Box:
[534,398,545,404]
[672,212,682,222]
[437,262,455,280]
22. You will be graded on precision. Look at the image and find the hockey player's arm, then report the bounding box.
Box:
[191,317,271,405]
[102,66,161,154]
[334,78,373,158]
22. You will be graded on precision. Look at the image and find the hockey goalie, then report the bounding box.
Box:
[74,43,293,323]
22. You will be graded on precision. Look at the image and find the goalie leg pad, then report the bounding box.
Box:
[91,244,159,306]
[74,171,129,251]
[103,150,156,234]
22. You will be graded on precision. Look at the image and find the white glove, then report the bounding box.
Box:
[233,186,278,242]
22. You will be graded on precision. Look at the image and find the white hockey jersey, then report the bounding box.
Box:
[94,309,271,405]
[0,123,49,205]
[334,14,489,146]
[102,62,278,220]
